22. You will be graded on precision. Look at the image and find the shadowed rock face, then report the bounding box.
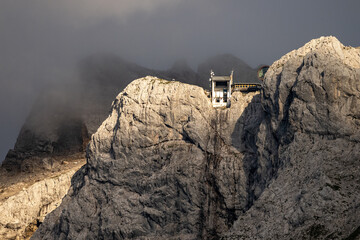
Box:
[225,36,360,239]
[0,168,80,240]
[33,36,360,239]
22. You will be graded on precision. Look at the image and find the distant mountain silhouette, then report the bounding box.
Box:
[198,53,258,86]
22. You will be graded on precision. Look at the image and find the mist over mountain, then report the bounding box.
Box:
[1,53,257,170]
[1,0,359,164]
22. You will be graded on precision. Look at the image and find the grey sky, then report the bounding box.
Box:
[0,0,359,161]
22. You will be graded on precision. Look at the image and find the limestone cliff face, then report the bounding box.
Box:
[32,78,267,239]
[0,168,79,240]
[33,37,360,240]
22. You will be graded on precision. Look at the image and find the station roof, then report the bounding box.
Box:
[211,76,231,81]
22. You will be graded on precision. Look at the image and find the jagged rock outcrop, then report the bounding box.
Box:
[33,36,360,240]
[0,167,81,240]
[224,36,360,239]
[32,77,266,239]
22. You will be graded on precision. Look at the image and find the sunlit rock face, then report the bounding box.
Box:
[0,169,78,240]
[33,37,360,240]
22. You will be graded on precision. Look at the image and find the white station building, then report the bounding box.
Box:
[209,70,233,108]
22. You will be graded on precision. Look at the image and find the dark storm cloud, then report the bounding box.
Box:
[0,0,360,161]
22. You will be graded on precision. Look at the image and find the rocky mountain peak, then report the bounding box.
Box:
[272,36,360,69]
[263,36,360,144]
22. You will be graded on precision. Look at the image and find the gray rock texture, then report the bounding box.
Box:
[33,36,360,239]
[0,168,80,239]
